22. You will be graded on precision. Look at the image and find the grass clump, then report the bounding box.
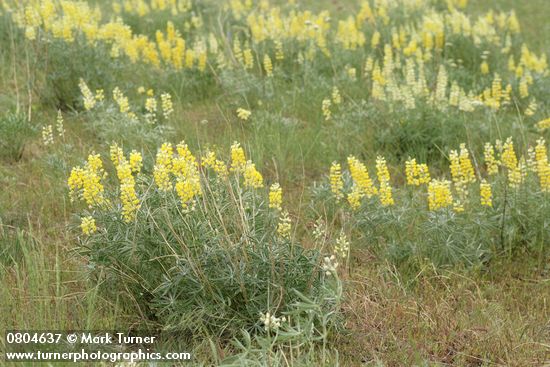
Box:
[0,113,35,162]
[68,142,341,352]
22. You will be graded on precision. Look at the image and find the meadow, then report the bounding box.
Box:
[0,0,549,365]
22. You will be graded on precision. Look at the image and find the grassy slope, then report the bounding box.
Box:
[0,1,549,366]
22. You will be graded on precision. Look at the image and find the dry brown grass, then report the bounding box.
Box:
[338,251,550,366]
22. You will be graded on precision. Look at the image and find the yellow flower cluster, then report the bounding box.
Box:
[263,54,273,77]
[113,87,131,116]
[375,156,394,206]
[535,138,550,192]
[129,150,143,174]
[236,108,251,121]
[153,142,174,191]
[322,98,332,121]
[501,138,522,188]
[110,143,124,166]
[160,93,174,119]
[332,86,341,105]
[78,79,96,111]
[347,155,377,209]
[112,0,193,17]
[334,231,350,259]
[201,150,228,178]
[537,118,550,131]
[115,157,140,222]
[277,210,291,239]
[152,141,264,204]
[7,0,549,118]
[68,141,283,241]
[151,142,201,209]
[329,162,344,201]
[269,183,282,210]
[480,74,512,110]
[79,81,174,124]
[346,188,363,211]
[95,89,104,103]
[230,142,247,172]
[524,99,537,116]
[405,158,430,186]
[333,138,550,213]
[68,153,106,207]
[449,144,476,212]
[80,216,97,235]
[109,146,141,222]
[145,96,157,124]
[11,0,205,70]
[171,142,203,209]
[480,61,490,75]
[245,6,330,53]
[336,15,365,50]
[480,180,492,207]
[428,179,453,211]
[42,125,54,145]
[56,110,65,138]
[243,162,263,189]
[243,46,254,70]
[483,142,499,175]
